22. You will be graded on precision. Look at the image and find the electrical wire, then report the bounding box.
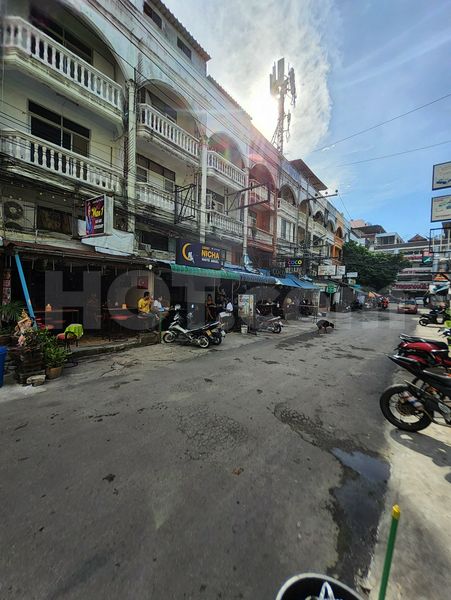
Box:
[337,139,451,167]
[314,91,451,152]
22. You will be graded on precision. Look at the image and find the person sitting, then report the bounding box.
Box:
[137,291,157,330]
[152,295,164,312]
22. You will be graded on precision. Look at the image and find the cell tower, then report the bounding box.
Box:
[270,58,297,155]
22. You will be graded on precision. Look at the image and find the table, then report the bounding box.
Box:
[34,309,81,331]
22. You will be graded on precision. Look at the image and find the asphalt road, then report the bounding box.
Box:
[0,309,416,600]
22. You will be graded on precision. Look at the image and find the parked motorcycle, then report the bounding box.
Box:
[419,307,446,327]
[163,309,217,348]
[380,354,451,431]
[255,309,282,333]
[396,331,451,369]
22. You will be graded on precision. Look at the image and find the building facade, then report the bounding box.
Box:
[1,0,350,308]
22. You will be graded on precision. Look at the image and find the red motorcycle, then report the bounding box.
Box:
[396,332,451,369]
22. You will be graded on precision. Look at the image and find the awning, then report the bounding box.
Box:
[169,263,240,280]
[274,274,319,289]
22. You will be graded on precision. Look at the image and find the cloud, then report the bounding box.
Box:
[164,0,341,154]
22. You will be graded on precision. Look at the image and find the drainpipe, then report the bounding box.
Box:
[126,78,137,238]
[199,135,208,243]
[242,168,249,262]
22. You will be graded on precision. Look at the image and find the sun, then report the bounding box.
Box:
[247,84,278,141]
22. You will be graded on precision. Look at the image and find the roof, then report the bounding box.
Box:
[150,0,211,61]
[353,224,386,235]
[408,234,428,243]
[169,263,239,280]
[207,76,251,118]
[290,159,327,191]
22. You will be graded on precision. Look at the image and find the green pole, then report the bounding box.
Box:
[378,505,401,600]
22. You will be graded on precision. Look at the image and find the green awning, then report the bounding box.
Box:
[169,263,240,280]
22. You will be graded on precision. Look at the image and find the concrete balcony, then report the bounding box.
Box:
[248,180,275,209]
[278,198,297,220]
[207,151,245,190]
[136,182,175,214]
[137,104,200,164]
[313,221,327,239]
[248,226,273,247]
[1,130,121,192]
[207,210,243,238]
[2,17,123,123]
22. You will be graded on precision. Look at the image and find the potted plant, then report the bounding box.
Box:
[44,344,69,379]
[0,301,24,345]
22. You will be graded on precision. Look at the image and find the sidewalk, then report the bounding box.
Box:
[368,323,451,599]
[0,317,319,403]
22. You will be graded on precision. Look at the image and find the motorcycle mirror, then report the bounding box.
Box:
[175,304,181,310]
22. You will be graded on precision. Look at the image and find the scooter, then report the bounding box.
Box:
[379,354,451,431]
[396,331,451,369]
[419,307,446,326]
[163,308,215,348]
[255,309,282,333]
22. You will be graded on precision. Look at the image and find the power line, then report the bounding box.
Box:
[314,92,451,152]
[337,192,353,221]
[337,139,451,167]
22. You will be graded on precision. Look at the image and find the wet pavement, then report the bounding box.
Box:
[0,309,417,599]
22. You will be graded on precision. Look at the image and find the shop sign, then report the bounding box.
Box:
[176,240,222,269]
[347,278,356,285]
[431,195,451,222]
[238,294,254,318]
[285,257,303,268]
[392,282,429,290]
[270,266,286,277]
[84,194,113,237]
[326,284,337,294]
[422,250,433,265]
[347,271,358,278]
[2,269,11,304]
[432,161,451,191]
[336,265,346,276]
[318,265,336,276]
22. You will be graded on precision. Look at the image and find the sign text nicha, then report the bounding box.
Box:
[176,240,223,269]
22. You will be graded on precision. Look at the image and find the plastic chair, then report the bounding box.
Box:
[56,324,84,350]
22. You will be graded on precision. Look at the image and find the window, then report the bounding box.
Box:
[207,190,225,213]
[177,37,192,60]
[140,230,168,251]
[281,218,287,240]
[29,101,90,156]
[143,3,162,28]
[138,89,177,122]
[136,154,175,191]
[37,206,72,235]
[30,7,92,64]
[249,210,257,228]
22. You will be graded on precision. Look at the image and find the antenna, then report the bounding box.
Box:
[270,59,297,154]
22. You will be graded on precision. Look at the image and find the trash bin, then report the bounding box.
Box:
[276,573,364,600]
[0,346,8,388]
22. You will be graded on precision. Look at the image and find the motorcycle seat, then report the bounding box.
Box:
[400,335,448,350]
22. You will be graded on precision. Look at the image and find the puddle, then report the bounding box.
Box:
[329,448,390,586]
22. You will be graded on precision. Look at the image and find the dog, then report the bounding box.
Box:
[316,319,335,334]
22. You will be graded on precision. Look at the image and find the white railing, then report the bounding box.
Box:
[138,104,200,159]
[278,198,297,220]
[1,130,121,192]
[207,151,245,188]
[3,17,123,112]
[248,226,273,245]
[208,211,243,237]
[136,182,175,213]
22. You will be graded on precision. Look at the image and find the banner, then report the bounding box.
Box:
[432,161,451,191]
[84,195,113,237]
[176,240,222,269]
[431,195,451,222]
[318,265,336,276]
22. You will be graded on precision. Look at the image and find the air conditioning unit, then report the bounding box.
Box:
[139,242,152,254]
[2,200,36,231]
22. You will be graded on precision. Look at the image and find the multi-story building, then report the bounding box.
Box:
[1,0,350,310]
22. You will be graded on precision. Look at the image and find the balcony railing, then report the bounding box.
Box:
[1,130,121,192]
[207,211,243,237]
[136,182,175,213]
[207,151,245,188]
[248,226,273,246]
[138,104,200,159]
[278,198,298,220]
[3,17,123,113]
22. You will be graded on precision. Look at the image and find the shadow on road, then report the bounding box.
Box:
[389,428,451,482]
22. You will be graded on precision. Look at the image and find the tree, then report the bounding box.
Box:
[342,241,410,291]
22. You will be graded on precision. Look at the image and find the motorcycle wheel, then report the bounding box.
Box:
[419,318,429,326]
[379,384,431,431]
[273,323,282,334]
[163,331,176,343]
[211,335,222,345]
[197,335,210,349]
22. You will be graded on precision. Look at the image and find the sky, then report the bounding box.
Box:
[165,0,451,240]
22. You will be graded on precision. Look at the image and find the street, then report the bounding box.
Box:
[1,310,416,599]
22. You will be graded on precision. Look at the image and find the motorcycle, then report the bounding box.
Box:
[419,307,446,326]
[396,331,451,369]
[163,308,217,348]
[380,354,451,431]
[255,309,282,333]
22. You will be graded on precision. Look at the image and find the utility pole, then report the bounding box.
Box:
[270,59,296,155]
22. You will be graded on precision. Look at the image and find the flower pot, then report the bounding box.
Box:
[46,366,63,380]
